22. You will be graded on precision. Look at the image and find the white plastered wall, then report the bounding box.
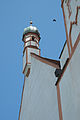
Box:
[63,0,80,35]
[59,41,80,120]
[63,0,80,51]
[71,9,80,46]
[27,48,40,63]
[20,57,59,120]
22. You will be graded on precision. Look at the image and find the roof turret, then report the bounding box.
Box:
[23,21,40,39]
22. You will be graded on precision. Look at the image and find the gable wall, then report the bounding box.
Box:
[20,57,59,120]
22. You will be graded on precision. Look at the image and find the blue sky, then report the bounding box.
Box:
[0,0,66,119]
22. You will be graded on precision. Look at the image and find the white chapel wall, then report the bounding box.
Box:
[20,57,59,120]
[63,0,80,48]
[71,9,80,46]
[63,0,80,35]
[27,48,40,63]
[63,0,71,35]
[59,41,80,120]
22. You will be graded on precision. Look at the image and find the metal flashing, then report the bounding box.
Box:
[55,58,69,85]
[59,40,67,59]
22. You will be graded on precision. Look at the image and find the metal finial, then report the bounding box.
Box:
[30,20,32,25]
[30,16,32,26]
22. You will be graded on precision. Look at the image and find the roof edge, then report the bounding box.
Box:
[31,53,60,69]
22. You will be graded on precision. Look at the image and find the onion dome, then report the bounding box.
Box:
[23,21,40,39]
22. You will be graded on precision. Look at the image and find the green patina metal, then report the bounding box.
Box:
[23,26,40,38]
